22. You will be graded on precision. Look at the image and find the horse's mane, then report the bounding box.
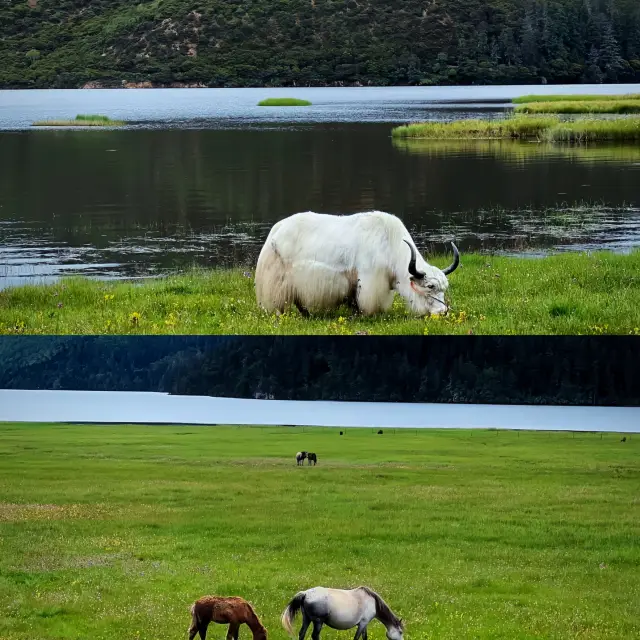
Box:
[358,587,403,630]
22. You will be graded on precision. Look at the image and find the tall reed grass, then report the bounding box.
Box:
[392,117,559,140]
[392,115,640,142]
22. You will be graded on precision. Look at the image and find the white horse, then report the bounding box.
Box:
[281,586,404,640]
[296,451,307,466]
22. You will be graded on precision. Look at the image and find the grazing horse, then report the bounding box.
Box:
[296,451,308,465]
[281,586,404,640]
[307,453,318,466]
[188,595,268,640]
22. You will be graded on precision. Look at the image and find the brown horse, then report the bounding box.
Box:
[188,596,268,640]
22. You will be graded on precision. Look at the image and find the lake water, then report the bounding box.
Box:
[1,84,640,288]
[1,389,639,433]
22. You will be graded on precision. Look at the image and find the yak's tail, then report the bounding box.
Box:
[281,591,306,637]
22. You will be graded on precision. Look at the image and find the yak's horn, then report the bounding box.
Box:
[442,242,460,275]
[404,239,425,279]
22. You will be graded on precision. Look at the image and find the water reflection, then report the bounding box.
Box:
[393,137,640,165]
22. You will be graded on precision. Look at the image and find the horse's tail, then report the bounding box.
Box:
[281,591,306,637]
[188,602,200,635]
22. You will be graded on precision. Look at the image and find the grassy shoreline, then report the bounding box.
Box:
[0,424,638,640]
[392,115,640,142]
[2,250,639,335]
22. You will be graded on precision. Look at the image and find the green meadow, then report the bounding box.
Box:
[0,423,638,640]
[1,251,639,335]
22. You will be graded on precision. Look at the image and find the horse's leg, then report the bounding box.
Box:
[353,623,368,640]
[311,620,324,640]
[197,622,208,640]
[298,611,312,640]
[226,623,240,640]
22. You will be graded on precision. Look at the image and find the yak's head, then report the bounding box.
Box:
[403,239,460,316]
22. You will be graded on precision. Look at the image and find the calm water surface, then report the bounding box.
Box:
[1,85,640,287]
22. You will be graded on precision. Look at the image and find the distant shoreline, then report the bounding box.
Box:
[3,80,640,91]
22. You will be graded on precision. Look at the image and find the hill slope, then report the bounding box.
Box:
[0,336,638,405]
[1,0,639,88]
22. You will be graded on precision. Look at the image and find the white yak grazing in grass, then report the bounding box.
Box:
[255,210,460,317]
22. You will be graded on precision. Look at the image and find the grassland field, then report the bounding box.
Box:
[0,423,638,640]
[2,251,639,335]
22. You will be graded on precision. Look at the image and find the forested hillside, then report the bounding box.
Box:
[1,336,638,406]
[1,0,639,89]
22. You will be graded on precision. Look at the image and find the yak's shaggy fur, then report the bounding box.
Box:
[188,595,268,640]
[255,211,459,317]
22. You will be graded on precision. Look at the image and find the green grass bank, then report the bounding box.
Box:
[32,114,125,127]
[257,98,312,106]
[392,116,640,142]
[0,423,638,640]
[2,251,639,335]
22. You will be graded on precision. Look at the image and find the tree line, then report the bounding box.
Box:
[0,336,638,406]
[1,0,639,89]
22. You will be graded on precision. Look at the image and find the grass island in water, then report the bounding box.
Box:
[511,93,640,114]
[392,115,640,142]
[32,114,125,127]
[515,100,640,114]
[257,98,312,106]
[1,250,639,336]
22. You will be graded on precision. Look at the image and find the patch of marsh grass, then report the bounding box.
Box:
[32,114,125,127]
[392,116,560,140]
[257,98,311,106]
[392,115,640,142]
[513,93,640,104]
[516,100,640,114]
[542,117,640,142]
[1,250,639,335]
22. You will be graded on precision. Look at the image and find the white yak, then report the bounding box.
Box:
[255,210,459,316]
